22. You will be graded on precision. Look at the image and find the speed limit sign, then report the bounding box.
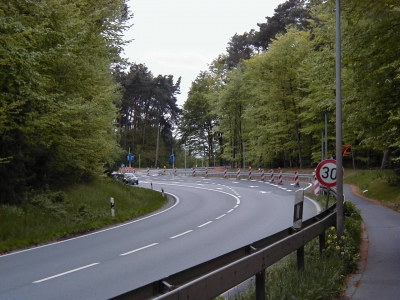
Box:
[315,159,344,187]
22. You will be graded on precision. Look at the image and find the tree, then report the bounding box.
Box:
[341,0,400,169]
[0,0,130,203]
[255,0,312,50]
[116,63,181,168]
[180,71,217,166]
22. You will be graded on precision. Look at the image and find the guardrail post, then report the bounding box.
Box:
[325,192,330,209]
[319,232,326,254]
[297,246,304,271]
[255,269,265,300]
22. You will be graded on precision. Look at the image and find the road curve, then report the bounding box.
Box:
[0,173,319,299]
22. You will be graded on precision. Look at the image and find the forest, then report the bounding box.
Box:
[0,0,399,205]
[180,0,399,171]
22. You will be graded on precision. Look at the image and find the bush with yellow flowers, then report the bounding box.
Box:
[323,201,362,273]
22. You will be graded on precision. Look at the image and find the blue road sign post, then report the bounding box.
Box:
[127,154,135,167]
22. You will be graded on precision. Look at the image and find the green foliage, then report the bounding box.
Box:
[0,178,167,253]
[0,0,130,204]
[182,0,399,171]
[115,63,181,168]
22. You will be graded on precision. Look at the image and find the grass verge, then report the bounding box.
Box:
[343,169,400,210]
[0,178,167,253]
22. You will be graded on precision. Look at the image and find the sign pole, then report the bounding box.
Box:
[335,0,344,238]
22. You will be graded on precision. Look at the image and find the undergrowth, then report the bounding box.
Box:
[0,178,166,253]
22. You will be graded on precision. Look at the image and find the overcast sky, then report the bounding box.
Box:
[122,0,285,107]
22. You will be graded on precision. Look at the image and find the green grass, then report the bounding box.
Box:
[343,169,400,208]
[0,178,167,253]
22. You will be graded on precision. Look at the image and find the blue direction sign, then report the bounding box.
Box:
[127,154,135,163]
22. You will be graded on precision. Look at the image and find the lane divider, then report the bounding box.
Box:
[33,263,99,283]
[120,243,158,256]
[198,221,213,228]
[170,230,193,239]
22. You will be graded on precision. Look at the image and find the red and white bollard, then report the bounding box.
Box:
[294,168,300,187]
[237,168,241,180]
[278,167,283,185]
[270,169,275,182]
[224,167,227,179]
[192,167,196,177]
[147,167,149,176]
[314,175,320,195]
[174,167,177,176]
[261,169,265,181]
[248,169,252,180]
[205,167,208,178]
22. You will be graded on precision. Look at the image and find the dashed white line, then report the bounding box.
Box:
[33,263,99,283]
[198,221,213,228]
[170,230,193,239]
[120,243,158,256]
[227,209,234,213]
[216,214,226,220]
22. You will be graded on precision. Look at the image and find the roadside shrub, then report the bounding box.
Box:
[30,191,69,220]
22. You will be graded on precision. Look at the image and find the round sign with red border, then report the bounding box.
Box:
[315,159,344,187]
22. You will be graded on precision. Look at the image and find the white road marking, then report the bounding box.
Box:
[198,221,213,228]
[260,191,270,194]
[216,214,226,220]
[170,230,193,239]
[227,209,234,213]
[33,263,99,283]
[119,243,158,256]
[1,194,181,258]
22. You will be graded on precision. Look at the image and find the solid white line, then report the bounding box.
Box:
[227,209,234,213]
[198,221,213,228]
[119,243,158,256]
[170,230,193,239]
[216,214,226,220]
[33,263,99,283]
[234,205,239,208]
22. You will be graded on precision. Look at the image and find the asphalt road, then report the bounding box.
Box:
[0,173,319,299]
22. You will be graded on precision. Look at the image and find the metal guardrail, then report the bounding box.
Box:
[157,169,314,183]
[111,187,338,300]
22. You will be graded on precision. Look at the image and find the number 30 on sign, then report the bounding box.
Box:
[315,159,344,187]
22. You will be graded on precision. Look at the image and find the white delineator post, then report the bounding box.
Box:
[313,173,320,196]
[237,168,241,180]
[110,197,115,217]
[261,169,265,181]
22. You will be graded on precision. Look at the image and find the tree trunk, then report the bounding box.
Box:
[380,148,389,170]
